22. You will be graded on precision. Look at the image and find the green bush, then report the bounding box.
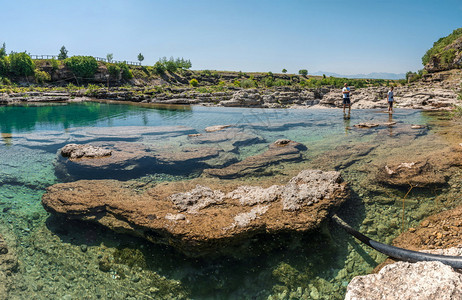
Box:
[240,79,256,88]
[107,64,121,77]
[298,69,308,76]
[0,76,11,85]
[440,49,456,66]
[64,56,98,79]
[9,52,35,76]
[153,61,166,75]
[189,78,199,87]
[264,77,274,87]
[50,58,60,71]
[117,62,133,80]
[34,70,51,83]
[274,79,290,86]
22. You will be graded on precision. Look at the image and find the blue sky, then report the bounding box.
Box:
[1,0,461,74]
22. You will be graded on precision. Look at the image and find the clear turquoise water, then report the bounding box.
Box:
[0,102,458,299]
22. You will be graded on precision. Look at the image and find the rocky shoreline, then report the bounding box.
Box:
[1,70,460,110]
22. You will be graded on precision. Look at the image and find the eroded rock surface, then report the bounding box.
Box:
[61,143,112,159]
[203,140,306,178]
[0,234,17,300]
[42,169,348,256]
[346,261,462,300]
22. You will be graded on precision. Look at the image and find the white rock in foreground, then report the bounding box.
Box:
[345,260,462,300]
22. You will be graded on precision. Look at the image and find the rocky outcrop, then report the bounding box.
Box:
[0,234,18,300]
[346,260,462,300]
[41,169,348,256]
[61,143,112,159]
[203,140,306,178]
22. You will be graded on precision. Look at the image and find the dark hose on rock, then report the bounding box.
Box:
[331,214,462,269]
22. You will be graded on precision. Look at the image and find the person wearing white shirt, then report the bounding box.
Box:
[342,83,351,114]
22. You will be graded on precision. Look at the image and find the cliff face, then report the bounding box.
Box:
[424,28,462,73]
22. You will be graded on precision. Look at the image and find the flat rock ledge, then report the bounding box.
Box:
[0,234,17,300]
[346,260,462,300]
[42,169,348,256]
[61,143,112,159]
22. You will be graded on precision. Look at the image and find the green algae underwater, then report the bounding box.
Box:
[0,101,461,299]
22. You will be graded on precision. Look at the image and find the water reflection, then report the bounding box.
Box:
[0,102,193,133]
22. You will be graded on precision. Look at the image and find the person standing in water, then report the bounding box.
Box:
[342,83,351,114]
[387,86,394,114]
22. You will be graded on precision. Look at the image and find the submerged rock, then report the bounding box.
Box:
[204,125,232,132]
[41,169,348,256]
[203,140,306,178]
[56,142,231,181]
[375,146,462,187]
[346,261,462,300]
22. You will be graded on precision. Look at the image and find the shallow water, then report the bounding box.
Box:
[0,102,460,299]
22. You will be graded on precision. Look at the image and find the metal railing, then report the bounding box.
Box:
[31,55,141,66]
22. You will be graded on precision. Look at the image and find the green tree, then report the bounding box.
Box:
[117,62,133,80]
[282,69,287,73]
[9,52,35,76]
[298,69,308,76]
[64,56,98,79]
[137,53,144,64]
[0,43,6,58]
[106,53,113,63]
[58,46,68,60]
[153,61,166,75]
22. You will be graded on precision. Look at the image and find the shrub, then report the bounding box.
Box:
[189,78,199,87]
[233,80,240,87]
[274,79,290,86]
[117,62,133,80]
[153,61,166,75]
[64,56,98,79]
[282,69,287,73]
[50,58,60,71]
[107,64,121,77]
[0,76,11,85]
[440,49,456,66]
[264,77,274,87]
[34,70,51,83]
[9,52,35,76]
[240,79,256,88]
[298,69,308,76]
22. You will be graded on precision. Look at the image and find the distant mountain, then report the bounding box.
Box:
[311,71,405,80]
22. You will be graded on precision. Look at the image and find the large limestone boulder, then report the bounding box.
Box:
[42,169,348,256]
[346,261,462,300]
